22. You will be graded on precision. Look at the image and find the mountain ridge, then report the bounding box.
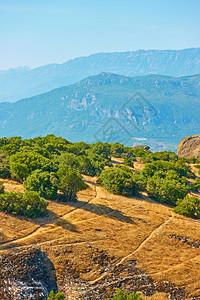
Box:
[0,72,199,151]
[0,47,200,102]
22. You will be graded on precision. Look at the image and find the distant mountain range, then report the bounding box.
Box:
[0,72,199,151]
[0,47,200,102]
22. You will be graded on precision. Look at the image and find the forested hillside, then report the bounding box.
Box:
[0,47,200,102]
[0,73,200,151]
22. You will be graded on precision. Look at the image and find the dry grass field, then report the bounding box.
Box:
[0,166,200,299]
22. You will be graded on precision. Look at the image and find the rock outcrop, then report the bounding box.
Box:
[132,145,150,151]
[177,135,200,159]
[0,246,57,300]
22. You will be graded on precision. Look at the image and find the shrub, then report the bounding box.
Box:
[141,160,194,179]
[174,196,200,218]
[78,155,96,176]
[90,142,110,159]
[0,181,4,194]
[110,143,125,157]
[98,166,139,196]
[190,178,200,193]
[0,191,48,218]
[47,291,65,300]
[87,152,112,175]
[9,151,56,181]
[57,152,80,170]
[24,170,58,199]
[57,166,87,201]
[0,163,11,179]
[124,157,134,168]
[146,171,189,205]
[10,162,29,182]
[0,192,23,215]
[22,191,49,218]
[104,289,143,300]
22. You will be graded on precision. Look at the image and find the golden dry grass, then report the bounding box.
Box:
[0,173,200,299]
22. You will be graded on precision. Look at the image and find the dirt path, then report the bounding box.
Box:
[90,216,172,285]
[1,174,200,299]
[0,180,99,250]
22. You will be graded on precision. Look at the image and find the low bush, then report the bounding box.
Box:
[24,170,58,200]
[0,181,4,194]
[141,160,194,179]
[190,178,200,193]
[124,157,134,168]
[0,160,11,178]
[47,291,65,300]
[57,166,87,201]
[98,166,139,196]
[104,289,143,300]
[174,196,200,218]
[146,174,189,205]
[0,190,48,218]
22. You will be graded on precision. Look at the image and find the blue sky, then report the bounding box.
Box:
[0,0,200,69]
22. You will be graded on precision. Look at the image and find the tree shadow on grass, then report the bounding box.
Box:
[66,199,136,225]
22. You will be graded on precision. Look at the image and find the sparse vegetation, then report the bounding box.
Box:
[104,289,143,300]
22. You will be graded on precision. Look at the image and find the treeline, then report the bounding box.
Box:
[0,135,200,218]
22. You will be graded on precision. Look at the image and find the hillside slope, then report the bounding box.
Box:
[0,173,200,299]
[0,73,200,151]
[0,47,200,102]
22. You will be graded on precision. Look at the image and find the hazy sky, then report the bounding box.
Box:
[0,0,200,69]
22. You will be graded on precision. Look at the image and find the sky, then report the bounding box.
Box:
[0,0,200,70]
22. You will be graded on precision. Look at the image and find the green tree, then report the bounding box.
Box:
[174,196,200,218]
[190,178,200,193]
[10,151,56,180]
[124,157,134,168]
[0,152,11,179]
[104,289,142,300]
[22,191,49,218]
[0,181,4,194]
[57,152,80,170]
[91,142,110,159]
[47,291,65,300]
[0,190,48,218]
[146,171,189,205]
[110,143,125,157]
[10,162,29,182]
[78,155,96,176]
[57,166,87,201]
[24,170,58,199]
[98,166,139,196]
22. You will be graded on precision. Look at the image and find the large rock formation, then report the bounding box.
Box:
[177,135,200,159]
[0,246,57,300]
[132,145,150,151]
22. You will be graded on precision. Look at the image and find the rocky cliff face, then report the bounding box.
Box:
[0,246,57,300]
[177,135,200,159]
